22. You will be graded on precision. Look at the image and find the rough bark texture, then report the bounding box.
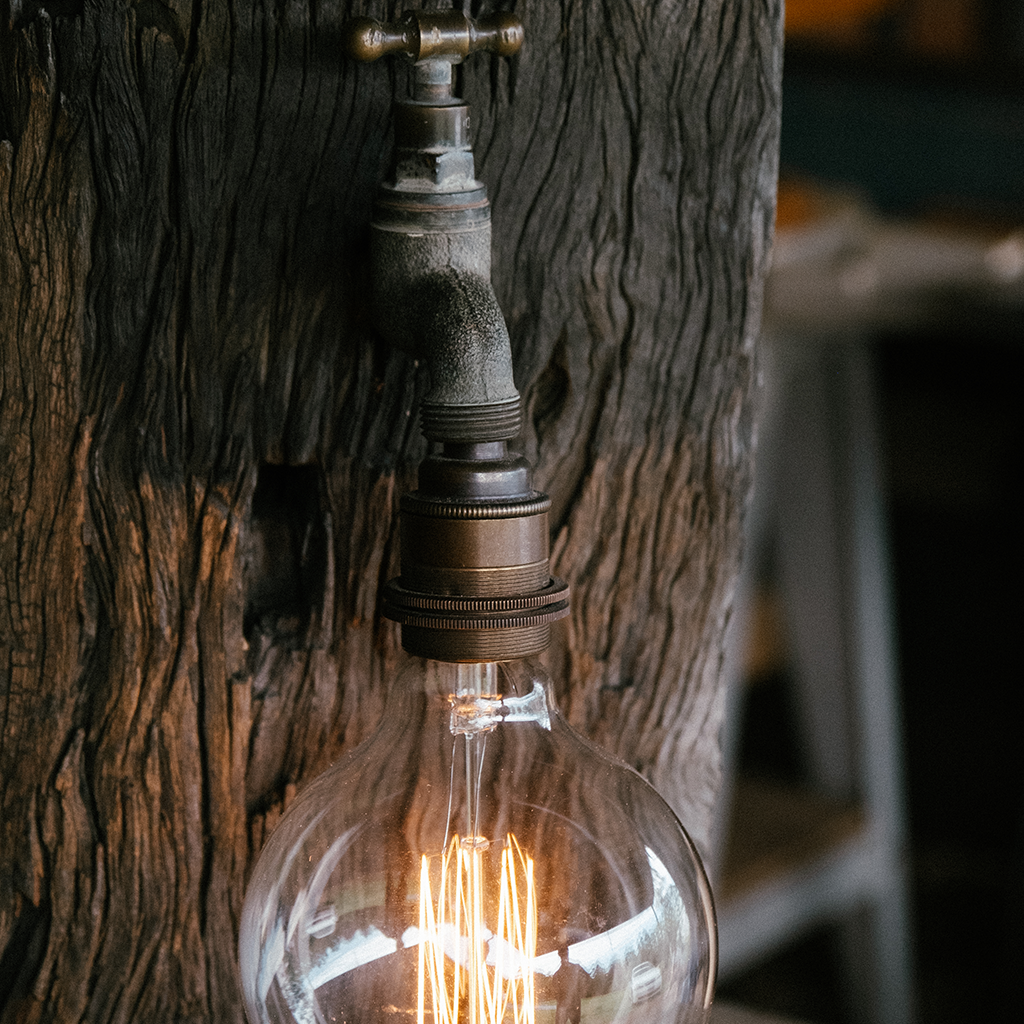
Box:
[1,1,782,1021]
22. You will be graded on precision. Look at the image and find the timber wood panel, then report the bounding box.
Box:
[1,2,782,1020]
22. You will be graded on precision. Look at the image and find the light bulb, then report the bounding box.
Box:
[242,16,717,1022]
[239,657,716,1024]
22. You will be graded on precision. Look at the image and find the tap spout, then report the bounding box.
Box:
[368,55,521,444]
[347,15,568,663]
[371,220,520,443]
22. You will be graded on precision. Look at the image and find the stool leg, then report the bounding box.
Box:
[774,341,857,801]
[781,339,914,1024]
[835,343,915,1024]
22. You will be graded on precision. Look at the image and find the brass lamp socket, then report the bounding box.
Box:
[382,445,569,662]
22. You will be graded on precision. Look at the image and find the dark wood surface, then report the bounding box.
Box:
[0,2,782,1020]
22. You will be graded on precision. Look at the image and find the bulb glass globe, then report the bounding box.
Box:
[239,658,716,1024]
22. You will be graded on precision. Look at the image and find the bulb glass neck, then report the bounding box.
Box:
[452,661,498,698]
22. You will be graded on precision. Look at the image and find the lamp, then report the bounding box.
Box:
[238,11,716,1024]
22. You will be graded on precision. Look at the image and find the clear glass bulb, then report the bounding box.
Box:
[239,658,716,1024]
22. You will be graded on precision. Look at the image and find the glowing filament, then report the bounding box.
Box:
[418,834,537,1024]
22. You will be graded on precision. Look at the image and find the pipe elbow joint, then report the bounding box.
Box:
[370,221,521,443]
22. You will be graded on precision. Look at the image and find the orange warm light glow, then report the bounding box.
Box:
[418,834,538,1024]
[786,0,896,34]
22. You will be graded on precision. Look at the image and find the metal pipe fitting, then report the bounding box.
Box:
[346,10,568,662]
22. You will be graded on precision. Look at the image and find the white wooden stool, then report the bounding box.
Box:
[713,335,915,1024]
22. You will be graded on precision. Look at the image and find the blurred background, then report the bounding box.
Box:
[711,3,1023,1023]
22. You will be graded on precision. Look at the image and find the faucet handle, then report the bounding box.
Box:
[345,9,523,64]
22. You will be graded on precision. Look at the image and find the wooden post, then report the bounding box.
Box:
[0,2,782,1020]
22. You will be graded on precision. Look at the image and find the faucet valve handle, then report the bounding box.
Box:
[345,9,523,64]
